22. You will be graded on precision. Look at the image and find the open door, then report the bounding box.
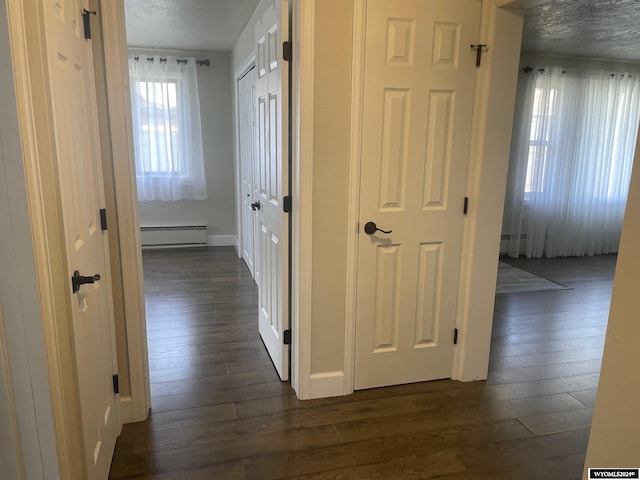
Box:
[254,0,290,381]
[42,1,120,476]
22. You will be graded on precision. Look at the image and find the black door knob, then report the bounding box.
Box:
[364,222,392,235]
[71,270,101,294]
[251,201,261,211]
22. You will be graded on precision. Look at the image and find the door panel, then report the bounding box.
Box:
[254,0,289,381]
[239,67,256,278]
[355,0,480,390]
[43,0,119,477]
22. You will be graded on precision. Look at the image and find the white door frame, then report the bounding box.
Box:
[92,0,151,425]
[290,0,315,398]
[340,0,526,396]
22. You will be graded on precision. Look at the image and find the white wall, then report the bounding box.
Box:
[583,135,640,475]
[129,48,236,242]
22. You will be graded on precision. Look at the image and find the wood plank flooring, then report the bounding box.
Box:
[109,248,616,479]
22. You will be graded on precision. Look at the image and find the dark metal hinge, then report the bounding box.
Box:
[112,374,119,394]
[470,44,487,67]
[283,329,291,345]
[100,208,108,231]
[283,195,292,213]
[454,328,459,345]
[283,41,292,62]
[463,197,469,216]
[82,9,97,40]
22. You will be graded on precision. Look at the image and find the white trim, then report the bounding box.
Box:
[207,235,238,247]
[100,0,151,423]
[234,53,256,261]
[452,0,524,381]
[291,0,315,400]
[342,0,367,398]
[309,371,345,398]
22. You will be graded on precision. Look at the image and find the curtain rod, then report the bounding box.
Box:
[521,66,566,74]
[521,65,632,78]
[132,55,210,67]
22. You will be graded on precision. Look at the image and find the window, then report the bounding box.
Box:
[504,66,640,258]
[129,55,207,201]
[525,87,557,194]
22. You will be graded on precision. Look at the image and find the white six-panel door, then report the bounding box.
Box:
[254,0,290,381]
[355,0,481,390]
[239,66,257,278]
[43,0,120,477]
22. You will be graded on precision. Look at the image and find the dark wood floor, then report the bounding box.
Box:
[109,248,616,479]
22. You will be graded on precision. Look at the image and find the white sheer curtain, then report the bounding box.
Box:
[503,66,640,258]
[129,54,207,201]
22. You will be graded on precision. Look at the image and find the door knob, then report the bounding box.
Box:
[364,222,392,235]
[71,270,101,294]
[251,201,261,211]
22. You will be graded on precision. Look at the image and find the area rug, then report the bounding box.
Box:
[495,262,572,295]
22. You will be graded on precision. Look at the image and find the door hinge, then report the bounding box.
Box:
[283,41,292,62]
[82,9,97,40]
[463,197,469,216]
[283,195,292,213]
[283,329,292,345]
[112,374,120,394]
[470,44,487,67]
[100,208,108,231]
[454,328,459,345]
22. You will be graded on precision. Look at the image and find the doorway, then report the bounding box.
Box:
[122,0,291,390]
[494,2,640,370]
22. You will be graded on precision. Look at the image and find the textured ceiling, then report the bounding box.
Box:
[522,0,640,62]
[124,0,640,61]
[124,0,261,51]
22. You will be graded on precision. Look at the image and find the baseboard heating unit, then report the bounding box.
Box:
[140,225,208,248]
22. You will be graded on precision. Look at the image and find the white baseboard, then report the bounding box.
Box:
[309,371,347,399]
[207,235,237,247]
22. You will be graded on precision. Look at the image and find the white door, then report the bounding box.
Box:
[43,1,120,477]
[254,0,290,381]
[355,0,481,390]
[239,66,257,278]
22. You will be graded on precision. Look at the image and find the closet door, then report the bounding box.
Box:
[239,66,256,278]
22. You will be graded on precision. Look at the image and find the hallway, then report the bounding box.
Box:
[109,248,614,479]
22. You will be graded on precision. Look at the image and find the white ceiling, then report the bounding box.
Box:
[124,0,262,51]
[124,0,640,62]
[522,0,640,63]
